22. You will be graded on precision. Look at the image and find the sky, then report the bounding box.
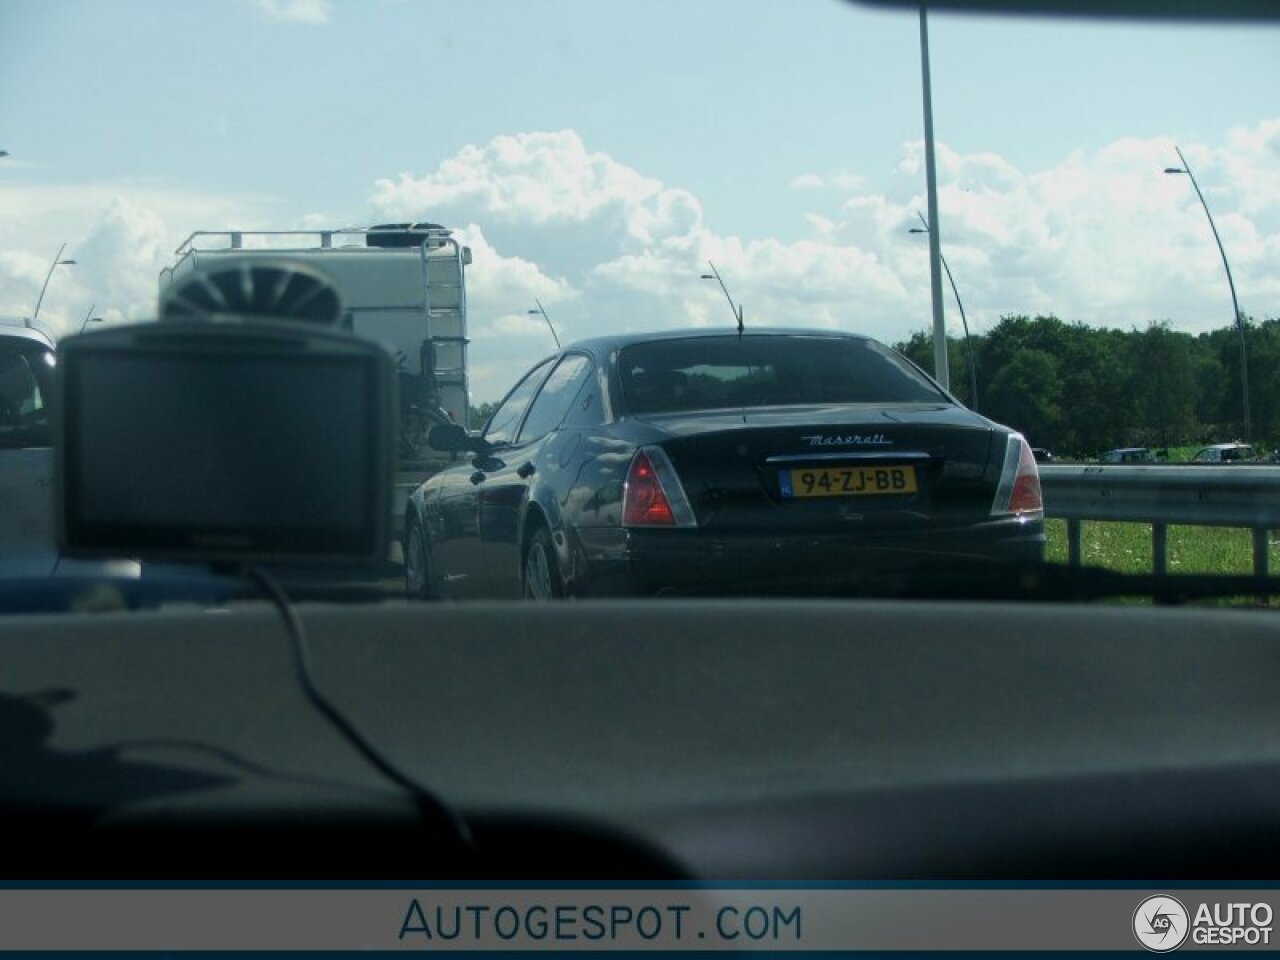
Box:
[1,0,1277,401]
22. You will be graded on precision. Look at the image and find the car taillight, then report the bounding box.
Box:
[991,433,1044,518]
[622,447,697,528]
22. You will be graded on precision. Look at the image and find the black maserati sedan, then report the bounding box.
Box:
[404,329,1045,599]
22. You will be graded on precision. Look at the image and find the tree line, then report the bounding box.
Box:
[895,314,1279,457]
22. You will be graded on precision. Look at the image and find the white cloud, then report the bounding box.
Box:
[0,181,278,335]
[455,224,571,308]
[252,0,331,24]
[805,213,837,237]
[371,129,704,255]
[2,123,1277,402]
[445,224,575,399]
[72,199,170,323]
[592,233,908,331]
[370,131,921,392]
[789,174,826,191]
[789,170,866,193]
[370,124,1280,396]
[807,126,1280,336]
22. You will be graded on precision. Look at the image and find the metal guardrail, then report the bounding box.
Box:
[1038,464,1280,577]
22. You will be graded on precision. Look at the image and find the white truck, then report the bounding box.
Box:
[159,224,473,548]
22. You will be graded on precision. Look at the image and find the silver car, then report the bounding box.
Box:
[0,323,59,577]
[0,321,138,580]
[1193,443,1258,463]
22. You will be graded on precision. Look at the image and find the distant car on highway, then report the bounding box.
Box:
[1193,442,1258,463]
[403,328,1046,599]
[1102,447,1157,464]
[1031,447,1055,463]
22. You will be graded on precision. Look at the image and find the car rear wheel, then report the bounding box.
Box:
[404,518,432,600]
[523,527,563,600]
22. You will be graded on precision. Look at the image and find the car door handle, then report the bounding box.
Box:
[517,462,536,479]
[469,470,486,485]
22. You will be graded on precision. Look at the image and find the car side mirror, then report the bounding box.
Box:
[428,422,474,453]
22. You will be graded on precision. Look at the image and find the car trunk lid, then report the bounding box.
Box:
[635,405,1001,532]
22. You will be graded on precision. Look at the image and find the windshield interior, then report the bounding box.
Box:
[7,2,1280,934]
[0,4,1277,605]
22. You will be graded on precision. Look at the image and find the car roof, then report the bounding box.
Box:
[1200,442,1252,450]
[0,321,55,350]
[562,327,876,359]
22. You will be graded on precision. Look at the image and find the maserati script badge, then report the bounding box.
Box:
[800,434,892,447]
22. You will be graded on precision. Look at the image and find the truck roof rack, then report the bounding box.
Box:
[173,225,456,257]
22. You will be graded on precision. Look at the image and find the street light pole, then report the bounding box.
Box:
[910,213,978,410]
[33,242,77,322]
[79,305,104,334]
[527,299,560,349]
[700,261,743,333]
[919,3,949,390]
[1164,145,1250,442]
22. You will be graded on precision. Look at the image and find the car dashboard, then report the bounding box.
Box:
[3,597,1279,881]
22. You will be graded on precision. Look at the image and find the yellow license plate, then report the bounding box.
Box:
[781,465,918,498]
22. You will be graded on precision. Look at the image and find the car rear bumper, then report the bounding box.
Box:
[575,517,1046,598]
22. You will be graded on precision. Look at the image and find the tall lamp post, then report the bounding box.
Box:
[909,213,979,410]
[527,299,560,349]
[918,3,948,390]
[1164,145,1250,442]
[33,243,77,322]
[700,261,743,332]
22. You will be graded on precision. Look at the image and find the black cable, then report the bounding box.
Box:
[246,565,475,856]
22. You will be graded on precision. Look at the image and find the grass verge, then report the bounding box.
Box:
[1044,518,1280,607]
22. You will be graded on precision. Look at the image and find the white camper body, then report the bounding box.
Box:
[159,226,471,432]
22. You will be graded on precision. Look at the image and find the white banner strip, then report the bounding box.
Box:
[0,889,1272,951]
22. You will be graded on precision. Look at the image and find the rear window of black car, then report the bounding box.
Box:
[618,335,947,415]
